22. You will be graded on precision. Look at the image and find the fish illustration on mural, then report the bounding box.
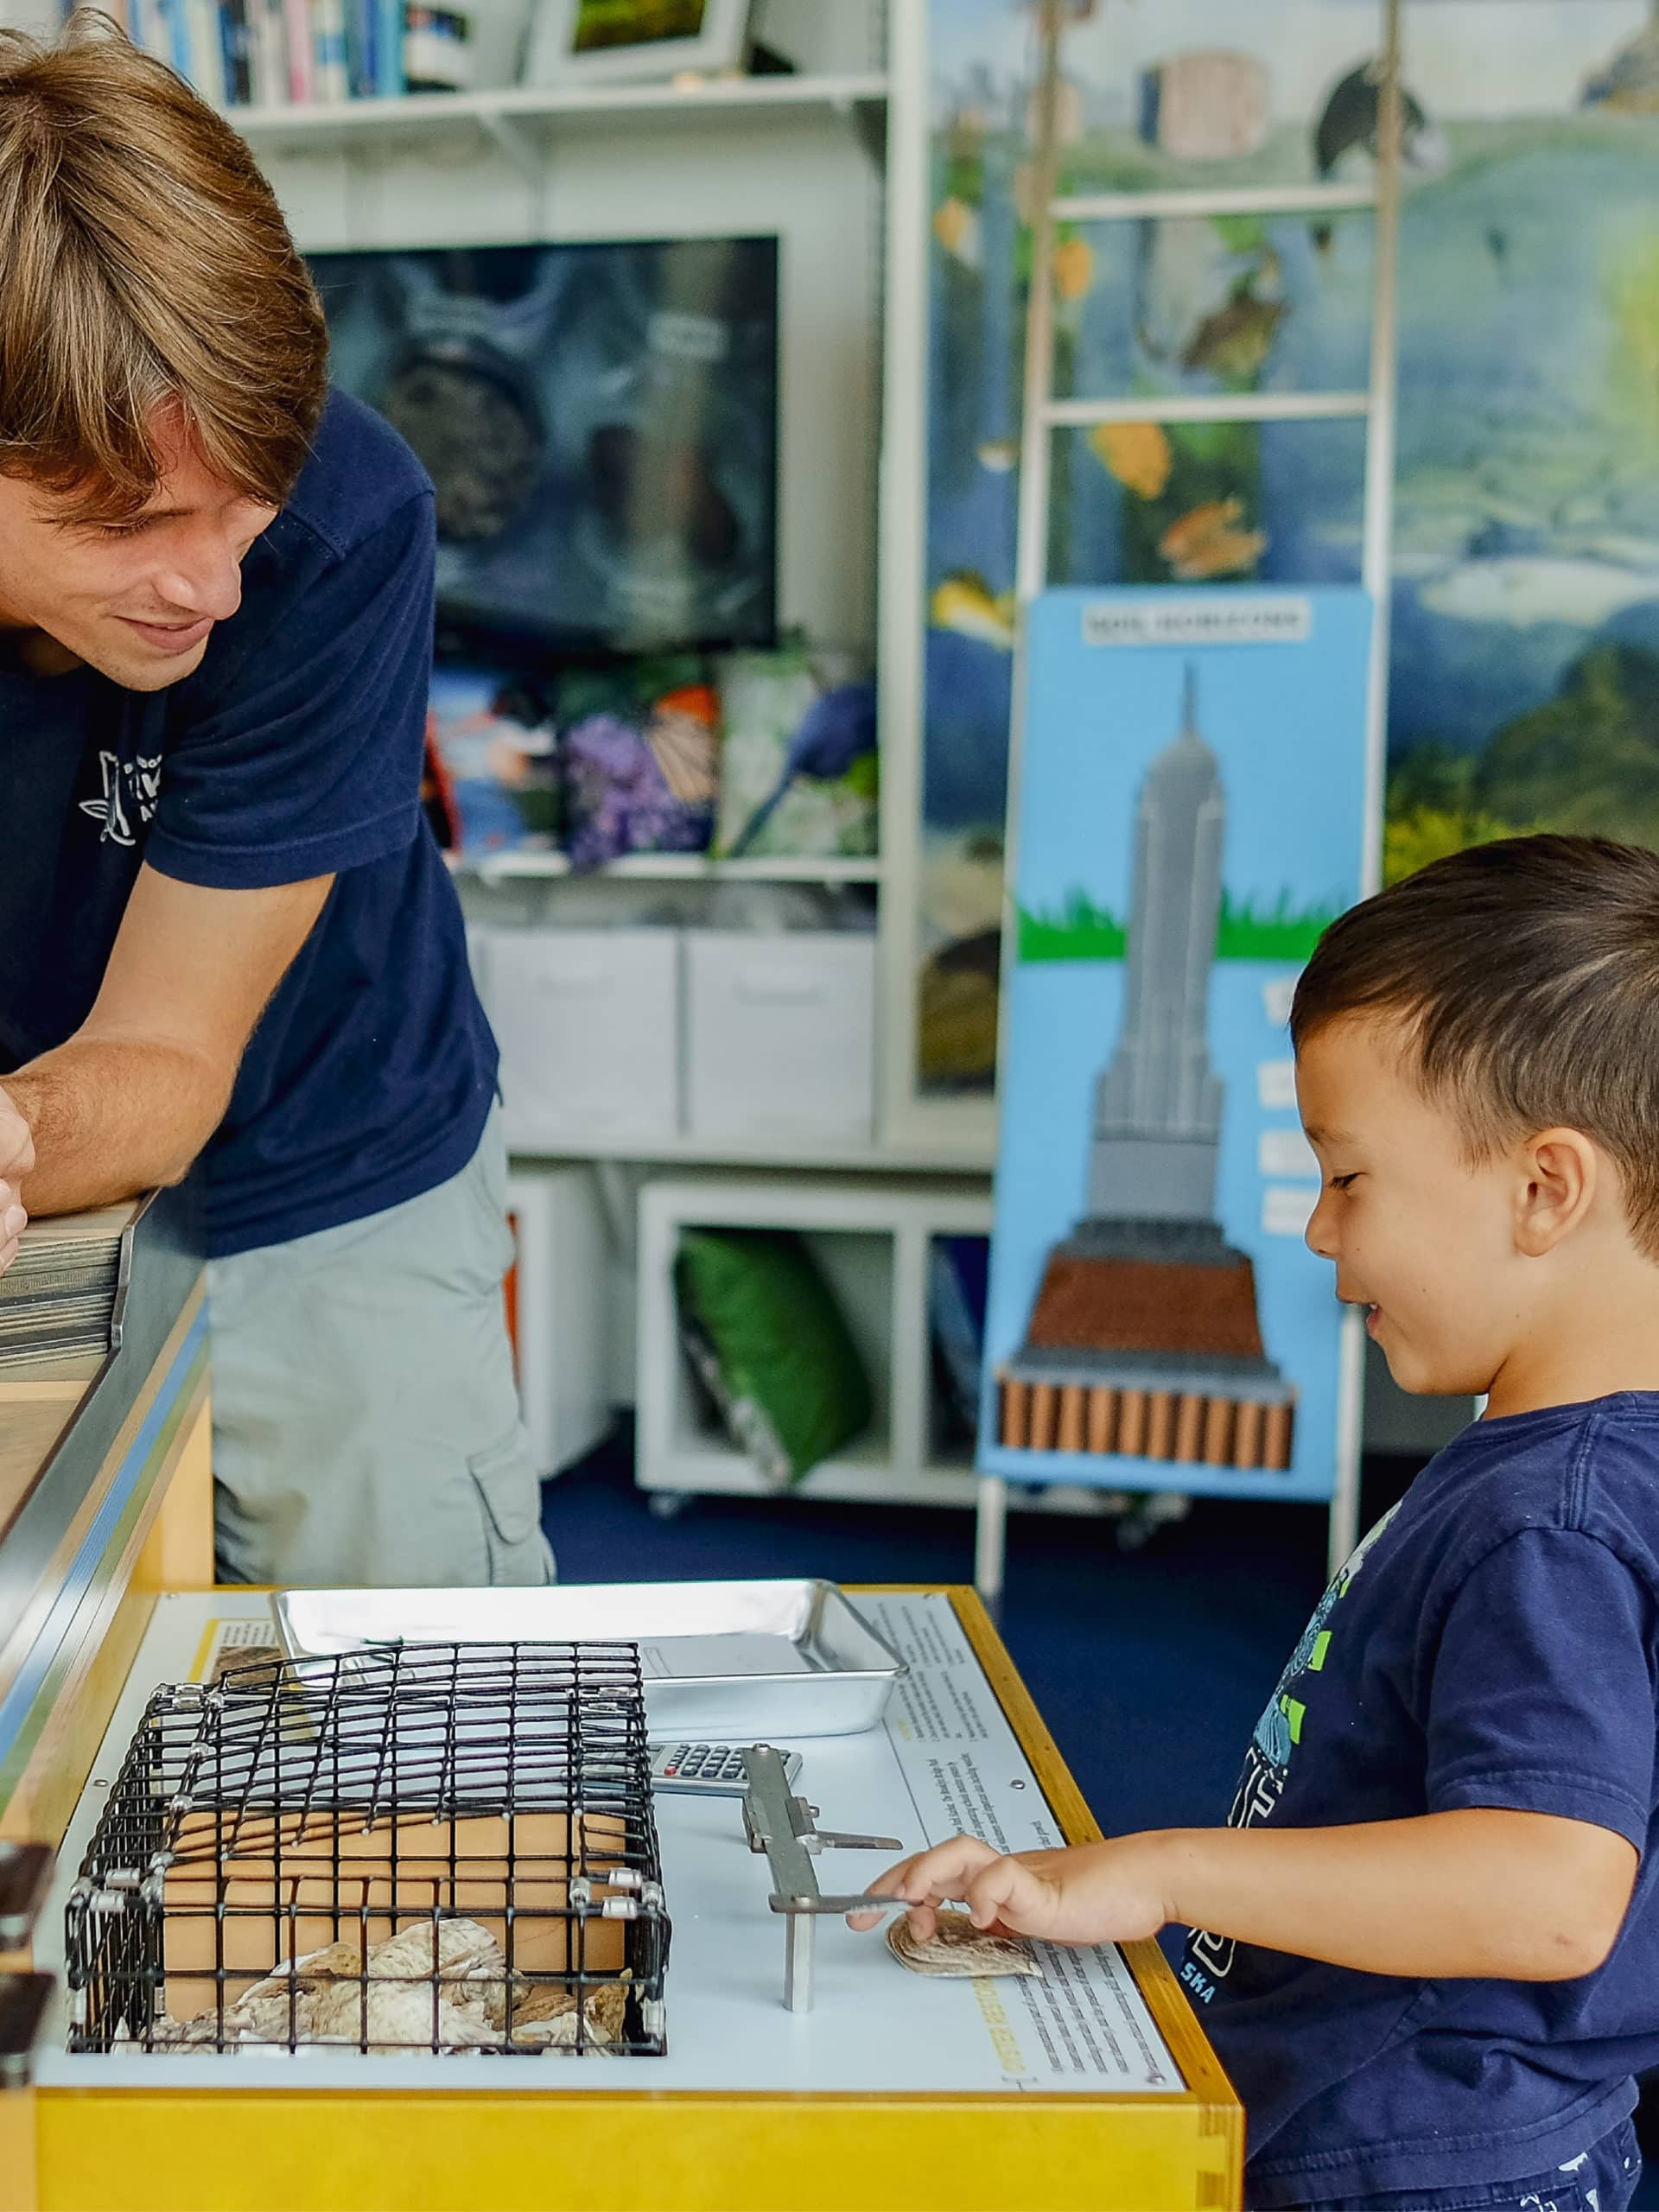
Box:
[1052,236,1096,302]
[931,570,1018,651]
[1160,499,1268,582]
[1179,283,1287,384]
[1311,61,1446,251]
[933,197,982,270]
[1583,2,1659,114]
[1088,420,1173,501]
[1135,225,1287,386]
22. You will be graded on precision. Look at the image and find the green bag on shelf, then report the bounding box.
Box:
[674,1229,874,1490]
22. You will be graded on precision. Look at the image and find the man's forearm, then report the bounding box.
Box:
[6,1034,233,1215]
[1154,1808,1637,1981]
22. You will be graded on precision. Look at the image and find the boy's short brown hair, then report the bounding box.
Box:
[1292,834,1659,1255]
[0,10,327,524]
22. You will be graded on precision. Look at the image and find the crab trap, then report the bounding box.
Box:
[63,1642,671,2057]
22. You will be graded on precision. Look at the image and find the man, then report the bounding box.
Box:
[0,17,553,1588]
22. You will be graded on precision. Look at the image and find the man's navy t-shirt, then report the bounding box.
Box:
[0,390,498,1258]
[1181,1394,1659,2204]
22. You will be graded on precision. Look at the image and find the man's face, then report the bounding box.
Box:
[0,412,277,691]
[1297,1014,1522,1399]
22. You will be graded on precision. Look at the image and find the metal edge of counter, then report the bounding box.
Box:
[29,1585,1243,2212]
[0,1185,206,1824]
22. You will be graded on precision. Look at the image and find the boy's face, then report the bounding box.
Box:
[0,410,276,692]
[1297,1014,1522,1398]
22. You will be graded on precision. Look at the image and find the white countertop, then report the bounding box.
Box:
[32,1590,1182,2100]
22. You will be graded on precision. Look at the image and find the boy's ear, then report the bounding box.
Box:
[1512,1127,1598,1257]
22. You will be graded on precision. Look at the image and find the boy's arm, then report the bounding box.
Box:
[855,1809,1637,1983]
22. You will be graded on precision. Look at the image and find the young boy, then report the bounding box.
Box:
[855,835,1659,2210]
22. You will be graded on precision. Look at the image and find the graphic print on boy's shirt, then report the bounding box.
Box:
[1184,1500,1402,2005]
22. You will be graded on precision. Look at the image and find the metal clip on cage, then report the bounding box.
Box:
[65,1642,671,2056]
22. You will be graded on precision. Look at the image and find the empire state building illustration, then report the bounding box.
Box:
[998,669,1296,1472]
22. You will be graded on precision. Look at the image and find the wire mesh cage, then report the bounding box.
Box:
[65,1642,670,2056]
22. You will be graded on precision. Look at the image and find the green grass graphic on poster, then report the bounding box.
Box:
[1018,887,1338,964]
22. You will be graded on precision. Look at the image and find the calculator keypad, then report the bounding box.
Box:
[652,1743,796,1789]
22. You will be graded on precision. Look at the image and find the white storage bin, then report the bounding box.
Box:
[684,931,875,1145]
[487,927,680,1147]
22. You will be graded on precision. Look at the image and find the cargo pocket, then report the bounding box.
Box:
[467,1427,555,1586]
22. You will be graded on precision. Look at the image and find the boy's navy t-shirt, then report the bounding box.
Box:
[0,390,497,1258]
[1182,1394,1659,2203]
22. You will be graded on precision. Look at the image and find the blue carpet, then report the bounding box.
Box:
[541,1433,1659,2198]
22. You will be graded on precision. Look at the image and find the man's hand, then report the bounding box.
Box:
[5,867,331,1218]
[0,1083,35,1277]
[848,1834,1170,1948]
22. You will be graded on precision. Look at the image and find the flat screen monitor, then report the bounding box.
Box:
[308,235,779,656]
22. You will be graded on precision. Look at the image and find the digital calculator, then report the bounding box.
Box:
[648,1742,802,1796]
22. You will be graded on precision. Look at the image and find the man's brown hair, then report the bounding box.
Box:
[1292,834,1659,1255]
[0,10,327,523]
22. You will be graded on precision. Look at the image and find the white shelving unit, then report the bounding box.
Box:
[204,0,960,1180]
[636,1174,992,1504]
[240,0,940,1156]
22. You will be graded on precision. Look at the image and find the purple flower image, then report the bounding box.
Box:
[563,711,714,868]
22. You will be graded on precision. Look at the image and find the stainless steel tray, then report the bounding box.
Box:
[270,1580,907,1738]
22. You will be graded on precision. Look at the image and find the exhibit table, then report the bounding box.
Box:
[0,1201,1241,2212]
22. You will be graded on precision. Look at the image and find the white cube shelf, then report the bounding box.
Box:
[636,1173,991,1509]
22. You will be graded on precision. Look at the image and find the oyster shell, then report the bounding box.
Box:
[887,1912,1039,1979]
[143,1919,635,2051]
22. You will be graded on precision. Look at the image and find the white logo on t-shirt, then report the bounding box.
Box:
[79,752,162,847]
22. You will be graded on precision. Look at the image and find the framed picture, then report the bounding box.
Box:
[523,0,752,88]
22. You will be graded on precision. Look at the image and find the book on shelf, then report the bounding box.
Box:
[118,0,428,109]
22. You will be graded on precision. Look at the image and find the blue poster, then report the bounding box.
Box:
[981,585,1372,1504]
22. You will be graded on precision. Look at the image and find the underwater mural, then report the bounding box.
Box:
[919,0,1659,1093]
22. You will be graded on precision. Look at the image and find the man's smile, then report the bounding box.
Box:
[115,612,214,654]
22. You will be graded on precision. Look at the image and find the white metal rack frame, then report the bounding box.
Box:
[976,0,1407,1599]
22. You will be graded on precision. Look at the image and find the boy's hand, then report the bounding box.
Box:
[851,1811,1637,1986]
[848,1833,1171,1948]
